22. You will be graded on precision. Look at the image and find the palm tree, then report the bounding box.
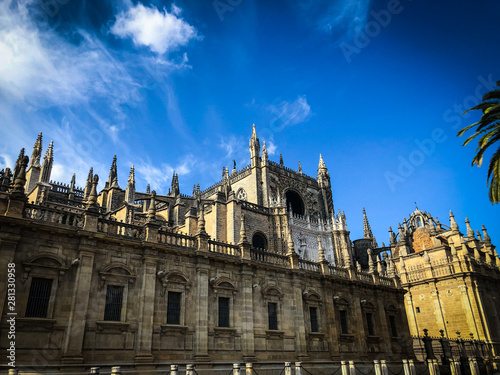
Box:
[458,81,500,204]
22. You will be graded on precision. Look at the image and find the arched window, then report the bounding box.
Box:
[252,232,268,250]
[415,217,423,228]
[285,190,305,215]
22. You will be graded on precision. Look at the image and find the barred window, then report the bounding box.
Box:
[389,315,398,337]
[25,278,52,318]
[340,310,349,334]
[104,285,124,321]
[310,306,319,332]
[268,302,278,330]
[218,297,230,327]
[366,312,375,336]
[167,291,182,325]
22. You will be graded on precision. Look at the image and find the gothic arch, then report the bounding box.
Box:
[284,188,305,216]
[252,231,268,250]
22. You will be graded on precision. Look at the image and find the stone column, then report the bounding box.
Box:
[194,258,210,360]
[240,267,255,361]
[135,253,157,362]
[61,245,95,363]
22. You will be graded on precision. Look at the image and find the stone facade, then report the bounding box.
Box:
[0,127,446,374]
[353,206,500,362]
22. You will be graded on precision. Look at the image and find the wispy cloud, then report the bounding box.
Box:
[135,154,196,193]
[0,1,135,109]
[110,3,201,55]
[0,0,201,191]
[296,0,371,43]
[267,95,312,130]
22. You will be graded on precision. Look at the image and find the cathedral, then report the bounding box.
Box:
[0,125,498,373]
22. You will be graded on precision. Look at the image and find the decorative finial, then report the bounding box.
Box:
[147,190,156,221]
[482,225,491,243]
[298,161,302,174]
[279,154,284,167]
[449,210,459,232]
[465,217,475,239]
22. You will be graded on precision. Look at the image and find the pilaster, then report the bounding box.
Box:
[61,245,96,363]
[135,251,158,362]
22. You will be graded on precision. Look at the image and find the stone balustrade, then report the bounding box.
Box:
[82,358,485,375]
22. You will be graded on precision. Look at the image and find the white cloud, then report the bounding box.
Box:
[111,3,200,55]
[266,141,277,156]
[268,95,312,130]
[135,155,196,193]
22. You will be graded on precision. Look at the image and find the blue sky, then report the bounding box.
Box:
[0,0,499,244]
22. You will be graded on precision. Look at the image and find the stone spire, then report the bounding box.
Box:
[107,155,118,188]
[298,161,302,174]
[318,154,326,170]
[389,226,397,245]
[69,173,76,199]
[125,165,135,204]
[249,124,260,168]
[262,141,268,165]
[465,217,475,239]
[363,208,378,248]
[477,230,483,242]
[482,225,491,244]
[40,141,54,183]
[87,175,99,208]
[30,132,43,168]
[84,167,93,200]
[317,154,331,188]
[279,153,284,167]
[449,210,459,232]
[171,171,180,197]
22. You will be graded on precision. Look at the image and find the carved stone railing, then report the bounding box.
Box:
[251,248,290,267]
[158,230,197,249]
[405,269,427,283]
[241,201,270,214]
[299,258,321,272]
[378,275,395,287]
[208,240,241,257]
[24,204,84,228]
[329,265,350,279]
[97,218,145,240]
[355,270,373,283]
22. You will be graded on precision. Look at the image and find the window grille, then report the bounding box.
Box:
[167,291,182,325]
[310,306,319,332]
[366,312,375,335]
[340,310,348,334]
[104,285,124,321]
[268,302,278,330]
[218,297,230,327]
[25,278,52,318]
[389,315,398,337]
